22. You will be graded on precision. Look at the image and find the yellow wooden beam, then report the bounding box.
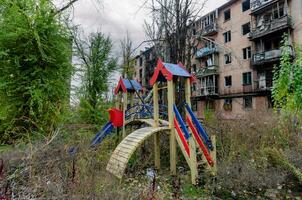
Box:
[122,92,128,138]
[153,83,160,169]
[210,135,217,176]
[167,80,176,174]
[185,78,198,185]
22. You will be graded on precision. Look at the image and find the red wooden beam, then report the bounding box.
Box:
[174,117,190,157]
[186,116,214,166]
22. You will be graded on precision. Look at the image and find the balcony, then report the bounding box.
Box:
[201,22,218,36]
[195,46,219,59]
[254,78,273,91]
[251,0,278,13]
[252,46,293,66]
[195,65,218,77]
[249,15,293,40]
[195,86,219,97]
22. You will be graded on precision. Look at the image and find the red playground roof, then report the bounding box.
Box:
[150,59,193,85]
[114,77,142,95]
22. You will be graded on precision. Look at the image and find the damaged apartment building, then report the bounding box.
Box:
[133,0,302,119]
[190,0,302,119]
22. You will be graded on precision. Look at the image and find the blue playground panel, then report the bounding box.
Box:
[173,105,191,140]
[185,103,213,150]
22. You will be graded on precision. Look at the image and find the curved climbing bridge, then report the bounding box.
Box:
[106,126,170,178]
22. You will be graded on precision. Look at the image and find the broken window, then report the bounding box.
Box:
[225,76,232,86]
[242,0,250,12]
[224,53,232,64]
[242,22,251,35]
[243,97,253,109]
[243,47,251,59]
[224,9,231,21]
[224,99,232,111]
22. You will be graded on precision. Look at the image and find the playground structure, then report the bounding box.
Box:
[91,59,217,185]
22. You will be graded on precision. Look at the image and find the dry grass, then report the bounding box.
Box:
[204,110,302,198]
[0,111,301,199]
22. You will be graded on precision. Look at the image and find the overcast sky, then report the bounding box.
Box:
[69,0,229,55]
[61,0,229,101]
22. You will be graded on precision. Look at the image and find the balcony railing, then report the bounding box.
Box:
[195,86,218,96]
[201,22,218,36]
[195,65,219,77]
[251,0,278,12]
[195,46,219,59]
[249,15,292,40]
[254,79,273,91]
[252,46,293,66]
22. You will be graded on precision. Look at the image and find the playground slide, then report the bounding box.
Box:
[185,104,213,150]
[90,122,115,147]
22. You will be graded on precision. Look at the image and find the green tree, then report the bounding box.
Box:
[272,38,302,115]
[74,31,117,124]
[0,0,73,143]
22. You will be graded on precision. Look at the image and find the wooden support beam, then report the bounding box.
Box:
[122,92,128,138]
[210,135,217,176]
[153,83,160,169]
[185,78,198,185]
[115,92,120,109]
[129,93,134,132]
[167,80,176,175]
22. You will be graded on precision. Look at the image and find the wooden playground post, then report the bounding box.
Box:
[129,93,134,132]
[115,92,120,110]
[153,82,160,169]
[167,80,176,175]
[210,135,217,176]
[185,78,198,185]
[122,92,128,138]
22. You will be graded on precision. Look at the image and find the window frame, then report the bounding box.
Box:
[242,47,251,60]
[242,0,250,12]
[242,22,251,36]
[223,99,233,111]
[224,9,231,21]
[225,76,232,87]
[243,96,253,109]
[223,31,231,43]
[242,72,252,86]
[224,53,232,64]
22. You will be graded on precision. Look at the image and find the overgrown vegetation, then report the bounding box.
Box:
[0,0,73,143]
[272,37,302,116]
